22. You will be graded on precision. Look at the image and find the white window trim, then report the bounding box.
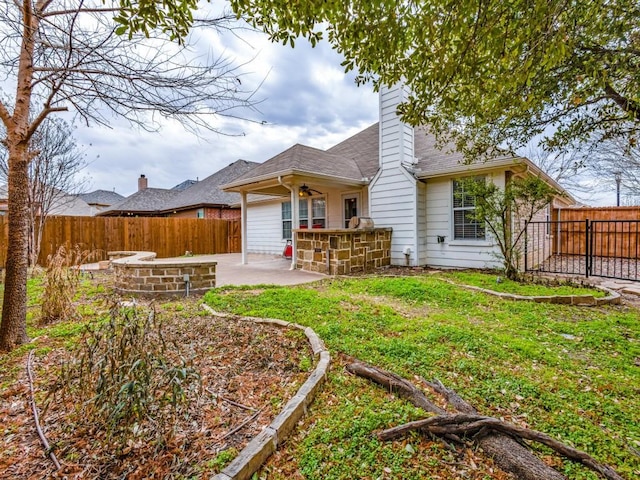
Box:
[282,200,292,240]
[451,176,486,242]
[310,196,327,228]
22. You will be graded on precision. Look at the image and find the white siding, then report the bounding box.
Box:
[370,84,418,265]
[321,186,368,228]
[417,181,429,265]
[246,200,285,255]
[424,173,504,269]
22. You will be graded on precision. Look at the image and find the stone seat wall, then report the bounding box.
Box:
[109,251,216,297]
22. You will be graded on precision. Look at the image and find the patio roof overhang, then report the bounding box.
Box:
[222,168,369,196]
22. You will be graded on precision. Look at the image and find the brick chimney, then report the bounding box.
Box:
[138,174,148,191]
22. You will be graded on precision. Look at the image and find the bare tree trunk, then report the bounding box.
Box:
[0,144,31,349]
[0,1,37,350]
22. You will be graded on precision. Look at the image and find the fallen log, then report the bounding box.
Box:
[347,361,566,480]
[379,414,624,480]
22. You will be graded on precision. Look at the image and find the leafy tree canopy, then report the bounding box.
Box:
[223,0,639,158]
[115,0,199,42]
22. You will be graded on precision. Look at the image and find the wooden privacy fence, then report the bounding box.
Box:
[554,207,640,257]
[0,216,241,267]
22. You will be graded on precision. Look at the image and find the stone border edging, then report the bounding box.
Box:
[449,281,620,306]
[201,304,330,480]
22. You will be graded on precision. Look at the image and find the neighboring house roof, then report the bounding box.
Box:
[49,193,93,216]
[99,188,180,216]
[99,159,260,216]
[0,184,95,216]
[78,189,125,206]
[172,179,198,191]
[164,159,260,210]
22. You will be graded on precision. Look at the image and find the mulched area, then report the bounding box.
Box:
[0,300,312,479]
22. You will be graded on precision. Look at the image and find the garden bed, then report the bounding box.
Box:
[0,286,313,479]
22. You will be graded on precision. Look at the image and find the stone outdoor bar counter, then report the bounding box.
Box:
[294,228,392,275]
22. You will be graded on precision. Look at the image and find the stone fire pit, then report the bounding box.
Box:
[109,251,217,297]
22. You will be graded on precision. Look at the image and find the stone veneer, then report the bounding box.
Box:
[294,228,392,275]
[109,251,216,297]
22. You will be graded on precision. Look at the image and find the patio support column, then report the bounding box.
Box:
[241,190,248,265]
[291,186,299,270]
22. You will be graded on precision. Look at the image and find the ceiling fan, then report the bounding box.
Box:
[299,184,323,196]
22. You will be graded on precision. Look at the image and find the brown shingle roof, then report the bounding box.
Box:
[228,143,368,185]
[98,160,260,216]
[99,188,179,215]
[326,123,379,179]
[165,160,260,210]
[225,123,525,189]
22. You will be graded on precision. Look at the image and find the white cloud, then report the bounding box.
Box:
[74,13,378,196]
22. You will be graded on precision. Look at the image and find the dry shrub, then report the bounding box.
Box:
[40,244,94,324]
[46,306,201,448]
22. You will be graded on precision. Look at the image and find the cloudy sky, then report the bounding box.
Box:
[74,12,378,197]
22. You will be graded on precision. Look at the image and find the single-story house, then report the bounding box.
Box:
[223,84,575,273]
[99,160,259,218]
[0,185,122,217]
[76,190,125,216]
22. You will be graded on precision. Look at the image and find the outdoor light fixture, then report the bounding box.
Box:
[615,171,622,206]
[299,184,322,196]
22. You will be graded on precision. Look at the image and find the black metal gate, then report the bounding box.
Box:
[524,220,640,281]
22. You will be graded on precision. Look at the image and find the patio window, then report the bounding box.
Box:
[311,198,326,228]
[299,198,309,228]
[452,177,485,240]
[282,201,292,239]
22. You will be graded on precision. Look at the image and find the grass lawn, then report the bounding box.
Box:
[203,275,640,480]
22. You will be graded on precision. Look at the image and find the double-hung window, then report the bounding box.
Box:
[299,198,309,228]
[283,196,326,238]
[282,201,292,240]
[311,198,326,228]
[452,177,485,240]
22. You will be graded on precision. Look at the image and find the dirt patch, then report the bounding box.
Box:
[0,301,312,479]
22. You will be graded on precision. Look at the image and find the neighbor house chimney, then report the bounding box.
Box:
[138,174,148,191]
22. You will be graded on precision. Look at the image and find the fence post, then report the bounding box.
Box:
[585,219,590,278]
[524,220,528,272]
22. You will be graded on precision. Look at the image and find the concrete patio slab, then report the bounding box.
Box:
[206,253,326,287]
[83,253,326,288]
